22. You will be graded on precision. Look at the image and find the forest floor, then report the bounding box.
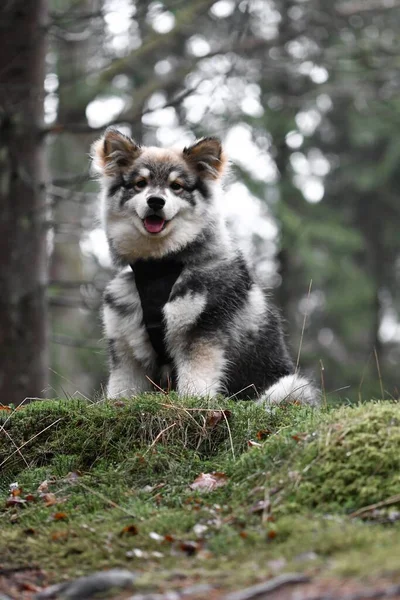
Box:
[0,396,400,599]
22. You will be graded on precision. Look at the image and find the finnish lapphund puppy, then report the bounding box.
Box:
[91,127,317,406]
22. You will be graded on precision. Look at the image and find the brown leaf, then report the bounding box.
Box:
[53,511,68,521]
[189,472,228,492]
[291,433,307,442]
[0,405,12,411]
[180,541,200,556]
[164,534,175,543]
[206,410,232,428]
[23,527,36,535]
[6,496,26,507]
[37,480,49,493]
[267,529,277,540]
[51,531,69,541]
[25,493,37,502]
[119,524,139,536]
[256,430,272,440]
[42,493,58,507]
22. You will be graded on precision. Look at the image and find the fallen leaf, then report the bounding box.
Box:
[164,534,175,543]
[6,496,26,507]
[180,541,200,556]
[189,472,228,492]
[267,529,277,540]
[0,405,12,412]
[25,493,36,502]
[292,433,307,442]
[42,493,58,507]
[206,410,232,428]
[239,531,248,539]
[51,531,69,541]
[23,527,36,536]
[53,511,68,521]
[256,430,272,440]
[38,480,49,493]
[65,471,81,482]
[119,524,139,536]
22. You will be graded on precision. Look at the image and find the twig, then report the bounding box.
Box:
[295,280,312,373]
[223,573,310,600]
[349,493,400,519]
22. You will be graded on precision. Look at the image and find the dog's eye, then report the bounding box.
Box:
[170,181,183,192]
[135,179,147,191]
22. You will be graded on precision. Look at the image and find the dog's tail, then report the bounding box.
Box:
[258,373,319,407]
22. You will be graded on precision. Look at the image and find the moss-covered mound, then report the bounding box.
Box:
[1,397,400,591]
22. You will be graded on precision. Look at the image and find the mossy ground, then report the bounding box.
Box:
[1,396,400,594]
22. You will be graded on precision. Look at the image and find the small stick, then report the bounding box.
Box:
[349,493,400,519]
[224,573,310,600]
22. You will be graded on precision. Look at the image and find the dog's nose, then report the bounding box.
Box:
[147,196,165,211]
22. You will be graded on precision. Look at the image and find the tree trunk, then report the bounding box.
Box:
[0,1,48,405]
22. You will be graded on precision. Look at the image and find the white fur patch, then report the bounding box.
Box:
[176,343,226,397]
[259,374,318,406]
[164,292,207,335]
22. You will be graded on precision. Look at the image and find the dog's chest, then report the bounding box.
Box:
[130,257,183,365]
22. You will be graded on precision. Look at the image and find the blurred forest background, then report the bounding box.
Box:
[1,0,400,406]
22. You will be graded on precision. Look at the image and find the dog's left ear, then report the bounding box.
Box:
[183,137,226,180]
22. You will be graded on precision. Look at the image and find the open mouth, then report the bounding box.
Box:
[143,215,167,234]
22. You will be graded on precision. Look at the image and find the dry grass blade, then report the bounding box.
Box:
[374,347,385,400]
[143,422,177,456]
[295,279,312,374]
[146,375,168,395]
[75,481,136,518]
[0,418,63,469]
[0,428,29,468]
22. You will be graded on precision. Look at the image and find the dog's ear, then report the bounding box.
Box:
[183,137,226,180]
[91,127,141,177]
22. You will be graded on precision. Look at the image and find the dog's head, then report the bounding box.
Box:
[91,128,227,261]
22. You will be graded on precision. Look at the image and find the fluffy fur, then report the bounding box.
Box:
[91,128,318,406]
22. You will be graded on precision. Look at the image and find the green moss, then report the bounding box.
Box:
[1,397,400,591]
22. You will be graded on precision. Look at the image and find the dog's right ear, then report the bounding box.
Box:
[91,127,141,177]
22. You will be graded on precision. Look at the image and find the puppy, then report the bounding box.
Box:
[91,128,317,405]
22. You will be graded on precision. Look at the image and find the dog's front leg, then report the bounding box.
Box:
[174,341,226,397]
[106,339,153,398]
[163,291,226,397]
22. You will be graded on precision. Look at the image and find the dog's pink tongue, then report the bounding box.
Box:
[144,216,165,233]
